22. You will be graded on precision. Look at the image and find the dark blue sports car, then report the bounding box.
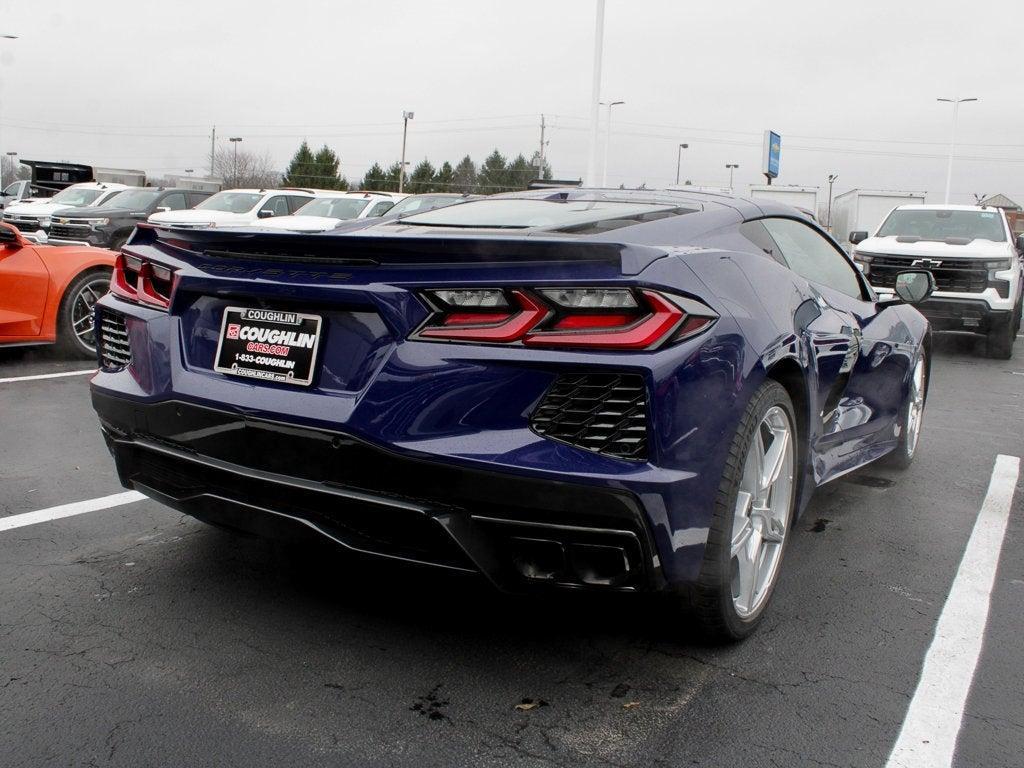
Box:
[90,188,934,641]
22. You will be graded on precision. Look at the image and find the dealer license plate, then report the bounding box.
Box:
[213,307,323,387]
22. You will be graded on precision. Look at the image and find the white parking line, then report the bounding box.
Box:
[886,454,1021,768]
[0,491,145,533]
[0,369,96,384]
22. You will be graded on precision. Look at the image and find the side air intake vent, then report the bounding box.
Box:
[530,373,648,461]
[97,310,131,370]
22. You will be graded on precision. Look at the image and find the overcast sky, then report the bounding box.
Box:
[1,0,1022,205]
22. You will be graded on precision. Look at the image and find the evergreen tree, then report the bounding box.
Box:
[507,154,533,191]
[283,141,317,187]
[477,150,509,193]
[381,162,403,192]
[453,156,477,193]
[312,144,348,190]
[360,162,386,190]
[434,161,455,191]
[407,159,436,194]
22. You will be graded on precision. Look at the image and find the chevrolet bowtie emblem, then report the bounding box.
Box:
[911,258,942,269]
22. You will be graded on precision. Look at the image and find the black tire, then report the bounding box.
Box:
[984,315,1014,359]
[109,233,130,252]
[688,380,797,643]
[55,268,112,359]
[884,349,928,470]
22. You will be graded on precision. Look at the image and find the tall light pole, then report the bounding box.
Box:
[0,34,18,194]
[725,163,738,190]
[399,110,414,193]
[937,96,977,204]
[600,100,624,187]
[184,168,194,176]
[826,173,839,231]
[675,143,688,186]
[229,137,243,187]
[585,0,606,186]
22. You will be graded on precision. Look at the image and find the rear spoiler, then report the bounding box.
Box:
[130,224,669,276]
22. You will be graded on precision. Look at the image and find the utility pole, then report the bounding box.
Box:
[938,96,978,204]
[0,34,19,194]
[675,143,688,186]
[585,0,605,186]
[600,100,624,187]
[400,110,414,193]
[826,174,839,231]
[538,114,547,177]
[209,125,216,179]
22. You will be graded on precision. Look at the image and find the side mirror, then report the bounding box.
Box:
[849,230,869,245]
[893,270,936,305]
[0,223,23,249]
[1016,233,1024,254]
[257,209,275,219]
[155,206,171,213]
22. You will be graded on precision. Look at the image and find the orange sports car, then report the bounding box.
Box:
[0,222,117,358]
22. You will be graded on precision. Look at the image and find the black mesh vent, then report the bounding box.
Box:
[530,373,648,461]
[97,310,131,370]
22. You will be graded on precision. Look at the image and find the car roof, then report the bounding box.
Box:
[217,188,316,196]
[892,204,1003,212]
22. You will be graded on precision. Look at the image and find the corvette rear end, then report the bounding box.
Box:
[90,214,737,591]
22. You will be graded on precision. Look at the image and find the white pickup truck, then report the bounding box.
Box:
[851,204,1024,358]
[2,182,128,242]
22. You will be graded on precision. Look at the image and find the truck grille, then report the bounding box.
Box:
[2,217,45,232]
[97,310,131,370]
[49,222,91,240]
[530,373,648,461]
[869,254,989,293]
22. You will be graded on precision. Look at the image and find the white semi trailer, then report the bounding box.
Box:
[748,185,820,219]
[829,189,926,246]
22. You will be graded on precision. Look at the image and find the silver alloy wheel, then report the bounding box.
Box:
[71,276,110,353]
[730,405,795,619]
[904,357,926,458]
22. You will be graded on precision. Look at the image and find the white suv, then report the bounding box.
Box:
[850,204,1024,358]
[2,182,128,241]
[147,188,318,229]
[252,191,405,232]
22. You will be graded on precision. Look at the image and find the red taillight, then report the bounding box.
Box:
[414,287,716,350]
[110,253,176,310]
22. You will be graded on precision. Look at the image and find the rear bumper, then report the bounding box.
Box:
[93,391,666,593]
[914,297,1012,334]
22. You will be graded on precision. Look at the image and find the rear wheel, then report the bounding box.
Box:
[690,381,797,642]
[109,233,130,252]
[55,268,111,359]
[885,351,927,470]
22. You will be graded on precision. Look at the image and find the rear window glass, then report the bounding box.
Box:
[399,198,694,230]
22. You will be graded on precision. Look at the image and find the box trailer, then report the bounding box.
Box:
[20,160,146,196]
[829,189,926,246]
[165,175,223,193]
[748,185,820,217]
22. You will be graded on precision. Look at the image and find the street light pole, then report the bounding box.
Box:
[0,34,19,194]
[400,110,414,193]
[585,0,605,186]
[600,100,624,187]
[937,96,977,204]
[229,137,243,187]
[827,173,839,231]
[725,163,738,190]
[675,143,688,186]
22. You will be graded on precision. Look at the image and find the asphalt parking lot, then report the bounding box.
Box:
[1,334,1021,768]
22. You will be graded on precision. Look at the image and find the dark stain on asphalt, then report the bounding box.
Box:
[809,518,831,533]
[411,684,451,724]
[610,683,631,698]
[842,474,895,489]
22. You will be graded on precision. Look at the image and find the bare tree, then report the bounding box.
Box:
[213,147,281,189]
[0,156,31,187]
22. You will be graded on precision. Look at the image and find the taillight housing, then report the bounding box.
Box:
[413,287,717,350]
[110,252,177,310]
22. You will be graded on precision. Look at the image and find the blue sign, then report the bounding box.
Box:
[762,130,781,179]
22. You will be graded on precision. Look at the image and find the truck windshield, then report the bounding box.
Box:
[99,189,162,210]
[195,192,262,213]
[877,209,1006,242]
[293,198,370,219]
[49,187,104,206]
